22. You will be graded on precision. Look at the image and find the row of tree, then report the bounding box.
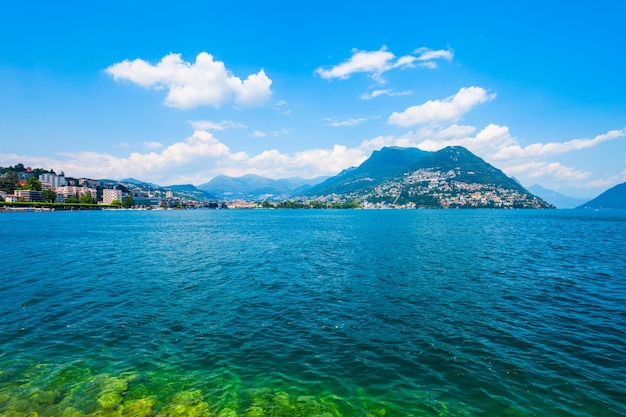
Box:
[261,200,361,209]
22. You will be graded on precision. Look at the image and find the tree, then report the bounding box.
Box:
[0,172,18,193]
[42,189,57,203]
[26,177,42,191]
[65,192,80,204]
[80,193,96,205]
[122,194,135,208]
[110,199,123,207]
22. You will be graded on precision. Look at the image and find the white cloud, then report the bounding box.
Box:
[106,52,272,109]
[388,86,496,127]
[503,161,591,181]
[324,117,368,127]
[360,89,412,100]
[316,45,452,82]
[142,141,164,149]
[188,120,246,131]
[271,128,292,137]
[491,128,626,160]
[414,47,454,62]
[251,130,267,138]
[586,169,626,188]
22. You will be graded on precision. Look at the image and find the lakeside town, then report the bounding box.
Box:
[0,164,361,210]
[0,165,218,210]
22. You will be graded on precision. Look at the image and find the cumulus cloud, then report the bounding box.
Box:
[388,86,496,127]
[106,52,272,109]
[324,117,368,127]
[503,161,591,181]
[491,128,626,160]
[360,89,412,100]
[188,120,246,131]
[316,45,452,82]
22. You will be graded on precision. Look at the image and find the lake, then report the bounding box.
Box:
[1,209,625,416]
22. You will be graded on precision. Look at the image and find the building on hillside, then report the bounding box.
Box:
[55,186,97,200]
[165,190,173,199]
[39,172,67,189]
[102,189,123,205]
[14,189,43,202]
[79,178,100,188]
[17,172,35,180]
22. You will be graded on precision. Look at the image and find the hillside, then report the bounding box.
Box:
[308,146,429,196]
[306,146,551,208]
[577,182,626,209]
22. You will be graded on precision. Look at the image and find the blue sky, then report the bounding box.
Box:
[1,0,624,197]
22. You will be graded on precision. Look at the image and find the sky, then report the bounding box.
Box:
[1,1,625,198]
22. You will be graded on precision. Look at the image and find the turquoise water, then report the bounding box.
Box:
[1,209,625,416]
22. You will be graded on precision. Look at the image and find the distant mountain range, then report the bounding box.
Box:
[526,184,588,209]
[577,182,626,209]
[5,153,622,208]
[197,174,328,201]
[123,146,555,208]
[117,178,216,201]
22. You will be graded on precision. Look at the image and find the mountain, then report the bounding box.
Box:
[167,184,217,201]
[577,182,626,209]
[115,179,215,202]
[307,146,429,196]
[120,178,162,189]
[198,174,328,201]
[306,146,551,209]
[527,184,588,209]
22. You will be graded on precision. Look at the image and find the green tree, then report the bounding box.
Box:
[80,193,96,204]
[26,177,42,191]
[65,192,80,204]
[122,194,135,208]
[0,172,18,193]
[42,189,57,203]
[110,199,123,207]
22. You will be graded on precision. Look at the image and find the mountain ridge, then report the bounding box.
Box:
[577,182,626,209]
[527,184,588,209]
[305,146,552,208]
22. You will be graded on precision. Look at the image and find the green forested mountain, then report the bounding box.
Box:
[308,146,429,196]
[306,146,552,208]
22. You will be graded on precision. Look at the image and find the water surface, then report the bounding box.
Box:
[1,209,625,416]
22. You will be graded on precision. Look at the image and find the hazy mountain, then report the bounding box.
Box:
[577,182,626,209]
[306,146,551,208]
[527,184,588,209]
[198,174,328,201]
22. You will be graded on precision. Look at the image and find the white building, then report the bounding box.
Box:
[102,189,122,205]
[14,189,43,202]
[39,172,67,189]
[55,186,97,200]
